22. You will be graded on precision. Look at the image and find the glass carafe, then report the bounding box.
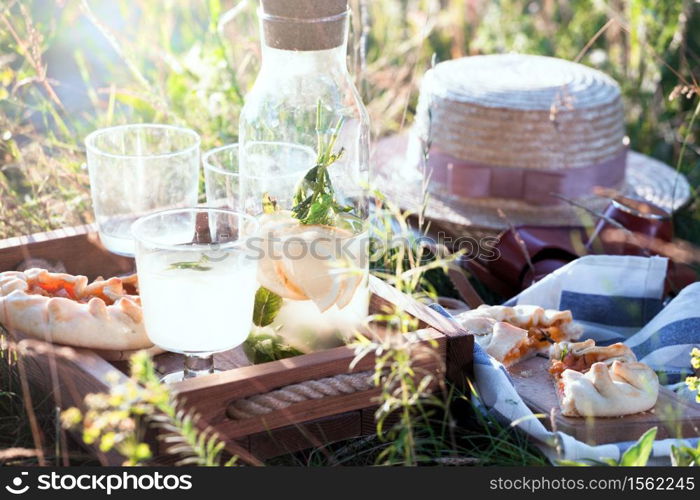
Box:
[239,0,370,345]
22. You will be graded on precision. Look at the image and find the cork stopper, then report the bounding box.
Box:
[260,0,348,51]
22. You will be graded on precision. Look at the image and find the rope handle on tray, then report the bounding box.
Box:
[226,370,375,420]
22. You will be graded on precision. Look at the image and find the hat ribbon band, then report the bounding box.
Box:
[427,147,627,206]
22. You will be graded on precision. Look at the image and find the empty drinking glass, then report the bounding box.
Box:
[85,124,200,256]
[202,141,315,214]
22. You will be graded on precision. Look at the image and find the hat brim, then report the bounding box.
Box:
[372,133,692,232]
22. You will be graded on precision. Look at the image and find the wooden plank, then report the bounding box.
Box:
[172,331,445,433]
[15,338,126,420]
[248,411,363,459]
[446,265,485,309]
[152,432,252,464]
[361,406,379,436]
[214,389,383,441]
[0,224,134,280]
[13,336,263,466]
[444,333,473,392]
[15,338,128,466]
[172,328,445,402]
[370,277,474,389]
[509,356,700,445]
[212,355,444,441]
[370,276,467,337]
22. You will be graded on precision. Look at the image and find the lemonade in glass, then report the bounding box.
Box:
[132,207,259,380]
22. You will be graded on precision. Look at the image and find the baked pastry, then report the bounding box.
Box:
[0,268,151,351]
[548,340,659,417]
[548,339,636,378]
[555,361,659,417]
[456,304,583,366]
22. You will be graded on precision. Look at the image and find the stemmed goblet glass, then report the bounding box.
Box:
[131,207,259,381]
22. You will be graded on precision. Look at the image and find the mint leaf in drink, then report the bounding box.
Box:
[167,254,212,271]
[252,286,283,327]
[291,101,353,226]
[304,192,334,225]
[243,327,304,364]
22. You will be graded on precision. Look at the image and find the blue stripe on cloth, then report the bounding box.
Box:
[474,343,493,366]
[560,291,663,328]
[650,349,696,372]
[631,317,700,358]
[651,371,684,385]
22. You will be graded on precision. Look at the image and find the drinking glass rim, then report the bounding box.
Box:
[202,142,316,180]
[130,207,260,253]
[85,124,201,160]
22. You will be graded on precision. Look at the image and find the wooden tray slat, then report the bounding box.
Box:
[0,224,134,279]
[246,411,363,459]
[173,328,444,398]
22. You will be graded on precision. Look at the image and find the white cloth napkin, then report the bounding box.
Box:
[433,255,699,463]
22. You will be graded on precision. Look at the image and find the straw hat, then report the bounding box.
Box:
[374,54,691,231]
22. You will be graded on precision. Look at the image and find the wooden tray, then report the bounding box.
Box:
[509,356,700,445]
[1,225,473,464]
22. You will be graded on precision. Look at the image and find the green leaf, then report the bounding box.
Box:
[262,192,278,214]
[134,442,153,461]
[619,427,657,466]
[556,459,591,466]
[114,91,156,119]
[671,442,700,467]
[290,101,352,226]
[305,193,334,225]
[559,344,569,361]
[243,328,304,364]
[208,0,221,28]
[252,287,282,327]
[168,254,211,272]
[99,432,116,452]
[167,262,212,271]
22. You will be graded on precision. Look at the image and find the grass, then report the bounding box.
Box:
[0,0,698,466]
[0,0,698,241]
[0,332,97,465]
[268,395,548,466]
